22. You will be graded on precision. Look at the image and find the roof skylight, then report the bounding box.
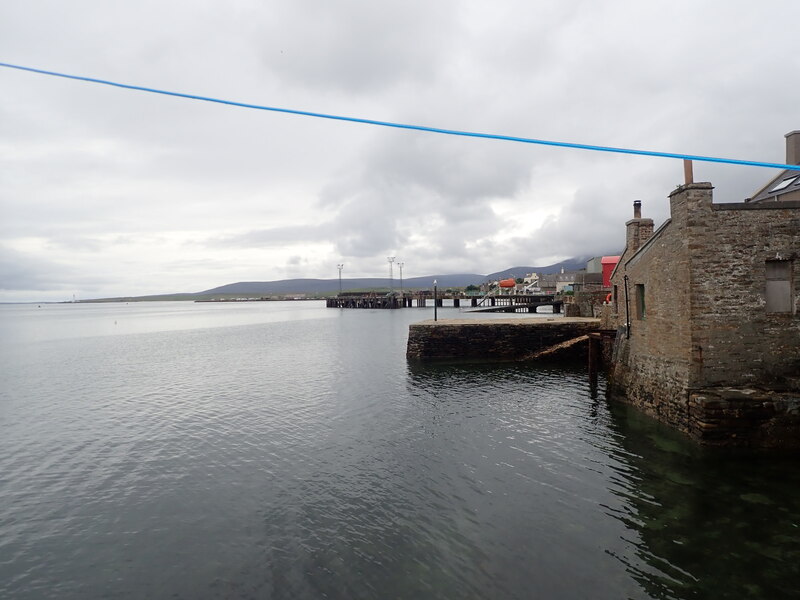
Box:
[769,176,798,193]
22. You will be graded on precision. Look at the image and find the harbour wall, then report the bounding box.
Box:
[688,388,800,448]
[406,317,600,362]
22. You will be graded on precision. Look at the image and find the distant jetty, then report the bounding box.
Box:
[328,293,564,312]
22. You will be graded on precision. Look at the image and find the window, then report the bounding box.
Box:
[635,284,645,319]
[766,260,793,313]
[769,176,798,193]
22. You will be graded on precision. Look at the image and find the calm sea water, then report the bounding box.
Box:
[1,301,798,599]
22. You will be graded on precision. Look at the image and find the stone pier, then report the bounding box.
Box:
[406,317,600,362]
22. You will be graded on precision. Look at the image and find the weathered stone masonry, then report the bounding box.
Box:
[609,183,800,446]
[407,318,599,362]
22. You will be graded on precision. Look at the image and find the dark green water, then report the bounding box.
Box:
[0,301,798,599]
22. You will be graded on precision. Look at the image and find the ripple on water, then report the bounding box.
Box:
[2,304,800,599]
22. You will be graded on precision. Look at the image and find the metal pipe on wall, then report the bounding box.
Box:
[623,274,631,339]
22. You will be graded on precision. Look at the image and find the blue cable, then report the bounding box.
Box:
[2,61,799,172]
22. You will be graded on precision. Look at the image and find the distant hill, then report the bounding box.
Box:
[83,257,600,301]
[199,274,485,295]
[198,258,593,296]
[485,257,592,281]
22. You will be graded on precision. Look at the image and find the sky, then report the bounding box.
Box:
[1,1,799,302]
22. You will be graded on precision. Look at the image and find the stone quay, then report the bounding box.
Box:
[406,317,600,362]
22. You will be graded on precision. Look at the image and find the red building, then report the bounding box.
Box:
[601,256,620,288]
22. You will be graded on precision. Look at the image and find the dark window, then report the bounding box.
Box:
[766,260,792,313]
[635,284,645,319]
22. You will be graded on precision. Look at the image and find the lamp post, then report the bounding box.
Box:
[337,264,344,296]
[433,279,438,322]
[398,262,404,296]
[387,256,395,295]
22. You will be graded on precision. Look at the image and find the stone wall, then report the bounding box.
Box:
[688,199,800,388]
[608,332,692,432]
[574,290,613,318]
[608,188,694,428]
[406,318,600,362]
[688,389,800,448]
[608,183,800,446]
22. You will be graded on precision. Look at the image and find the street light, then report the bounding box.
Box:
[433,279,438,322]
[387,256,395,295]
[337,264,344,296]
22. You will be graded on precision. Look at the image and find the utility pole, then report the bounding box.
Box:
[398,262,404,296]
[387,256,395,295]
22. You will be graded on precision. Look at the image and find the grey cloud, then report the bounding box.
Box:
[1,0,799,299]
[44,235,107,254]
[205,224,330,248]
[312,127,530,262]
[521,174,675,264]
[0,245,102,292]
[330,194,401,258]
[257,1,458,93]
[362,134,535,204]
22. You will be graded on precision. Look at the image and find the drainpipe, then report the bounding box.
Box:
[623,274,631,339]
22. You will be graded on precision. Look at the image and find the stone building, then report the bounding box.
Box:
[607,165,800,446]
[571,271,603,293]
[746,130,800,203]
[538,271,578,294]
[586,256,603,273]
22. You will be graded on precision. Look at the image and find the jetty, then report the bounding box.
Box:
[326,294,404,309]
[327,292,563,311]
[464,294,563,313]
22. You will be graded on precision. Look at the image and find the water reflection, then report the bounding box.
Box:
[407,362,800,599]
[603,402,800,599]
[3,300,799,599]
[405,361,651,599]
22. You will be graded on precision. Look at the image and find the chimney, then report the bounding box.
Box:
[626,201,654,255]
[683,159,694,184]
[786,130,800,165]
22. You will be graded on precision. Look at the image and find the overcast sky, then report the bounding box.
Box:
[1,1,798,301]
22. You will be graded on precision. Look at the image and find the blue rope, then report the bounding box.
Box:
[2,61,799,172]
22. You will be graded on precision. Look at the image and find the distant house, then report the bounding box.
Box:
[521,273,542,294]
[745,131,800,203]
[571,271,603,293]
[538,271,578,294]
[537,275,556,294]
[607,143,800,447]
[522,272,539,284]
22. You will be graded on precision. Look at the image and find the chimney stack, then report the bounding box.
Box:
[786,130,800,165]
[626,201,654,255]
[683,159,694,184]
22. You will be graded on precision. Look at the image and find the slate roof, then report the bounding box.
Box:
[747,170,800,203]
